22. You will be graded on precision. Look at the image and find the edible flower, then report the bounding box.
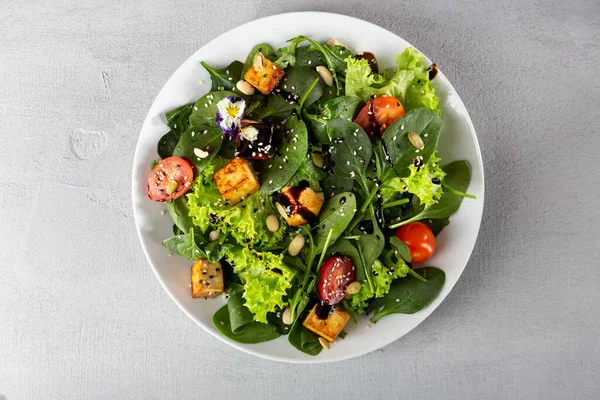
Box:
[215,96,246,140]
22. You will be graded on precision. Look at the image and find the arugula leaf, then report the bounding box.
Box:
[370,267,445,323]
[255,95,296,120]
[328,118,372,193]
[312,192,357,254]
[200,60,244,91]
[172,126,223,172]
[275,36,307,68]
[390,236,411,262]
[390,160,472,228]
[162,227,206,260]
[259,116,308,193]
[189,90,237,127]
[382,108,442,178]
[320,44,353,74]
[243,43,277,74]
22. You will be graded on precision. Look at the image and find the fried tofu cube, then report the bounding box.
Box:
[243,53,285,95]
[302,305,350,342]
[214,157,260,205]
[191,259,224,299]
[276,186,324,226]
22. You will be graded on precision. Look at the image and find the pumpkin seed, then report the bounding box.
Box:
[253,53,264,71]
[266,215,279,232]
[318,337,330,349]
[166,180,178,194]
[407,131,425,150]
[345,281,362,295]
[208,229,220,242]
[311,152,325,168]
[288,234,305,256]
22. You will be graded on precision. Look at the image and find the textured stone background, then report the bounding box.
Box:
[1,0,599,399]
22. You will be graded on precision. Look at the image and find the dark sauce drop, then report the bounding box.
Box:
[375,194,385,229]
[428,63,438,80]
[381,141,393,166]
[279,185,318,222]
[316,302,334,320]
[356,51,379,74]
[365,101,383,139]
[357,220,374,235]
[235,123,276,160]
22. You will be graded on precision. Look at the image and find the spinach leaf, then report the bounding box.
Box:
[166,197,195,233]
[288,314,322,356]
[157,131,180,159]
[369,267,445,323]
[285,154,326,190]
[213,287,281,344]
[204,242,238,263]
[327,238,365,282]
[422,218,450,236]
[390,236,411,262]
[320,44,354,75]
[382,108,442,178]
[189,90,237,127]
[305,96,361,144]
[312,192,357,254]
[390,160,472,228]
[281,67,324,109]
[200,61,244,91]
[355,216,385,291]
[166,103,194,134]
[259,116,308,193]
[295,46,326,68]
[172,126,223,172]
[255,95,296,120]
[322,174,355,200]
[162,228,207,260]
[243,43,277,74]
[328,118,372,193]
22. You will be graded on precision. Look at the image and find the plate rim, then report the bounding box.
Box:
[131,11,485,364]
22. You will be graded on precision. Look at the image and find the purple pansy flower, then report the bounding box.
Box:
[215,96,246,140]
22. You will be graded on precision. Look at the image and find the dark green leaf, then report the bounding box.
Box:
[166,103,194,134]
[295,46,326,68]
[370,267,445,323]
[328,118,372,192]
[305,96,361,144]
[312,192,357,254]
[285,154,326,190]
[259,116,308,193]
[282,67,324,109]
[382,108,442,178]
[288,314,322,356]
[390,236,411,262]
[172,127,223,172]
[166,197,195,234]
[322,174,355,200]
[150,159,160,169]
[200,61,244,91]
[203,242,238,263]
[157,131,179,159]
[162,228,207,260]
[275,36,307,68]
[355,216,385,283]
[255,95,296,120]
[213,297,281,344]
[243,43,277,74]
[422,218,450,236]
[189,90,237,127]
[321,44,353,74]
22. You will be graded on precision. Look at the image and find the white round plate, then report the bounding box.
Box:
[132,12,484,363]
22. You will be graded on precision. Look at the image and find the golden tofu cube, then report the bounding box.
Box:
[302,305,350,342]
[214,157,260,205]
[277,186,324,226]
[191,259,224,299]
[243,53,285,95]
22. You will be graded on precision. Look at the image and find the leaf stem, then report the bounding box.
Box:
[316,229,334,273]
[382,198,409,209]
[343,235,360,240]
[442,183,476,199]
[296,77,320,114]
[406,268,427,282]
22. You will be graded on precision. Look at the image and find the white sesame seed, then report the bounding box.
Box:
[269,180,273,184]
[400,125,404,129]
[194,106,198,111]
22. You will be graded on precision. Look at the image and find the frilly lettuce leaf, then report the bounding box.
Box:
[226,247,294,323]
[186,160,286,249]
[345,47,439,112]
[381,153,445,207]
[350,259,409,313]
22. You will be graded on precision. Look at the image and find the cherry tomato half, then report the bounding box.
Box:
[395,222,436,263]
[147,157,194,202]
[354,96,405,138]
[317,255,356,305]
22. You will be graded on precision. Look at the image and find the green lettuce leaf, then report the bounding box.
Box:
[350,259,409,313]
[186,160,286,249]
[226,247,294,323]
[345,47,439,112]
[381,153,445,207]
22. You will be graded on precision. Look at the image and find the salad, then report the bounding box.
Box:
[146,36,474,355]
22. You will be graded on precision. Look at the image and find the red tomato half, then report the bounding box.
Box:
[354,96,405,138]
[317,256,356,305]
[395,222,436,263]
[147,157,194,202]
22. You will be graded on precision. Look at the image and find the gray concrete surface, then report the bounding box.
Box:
[1,0,599,399]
